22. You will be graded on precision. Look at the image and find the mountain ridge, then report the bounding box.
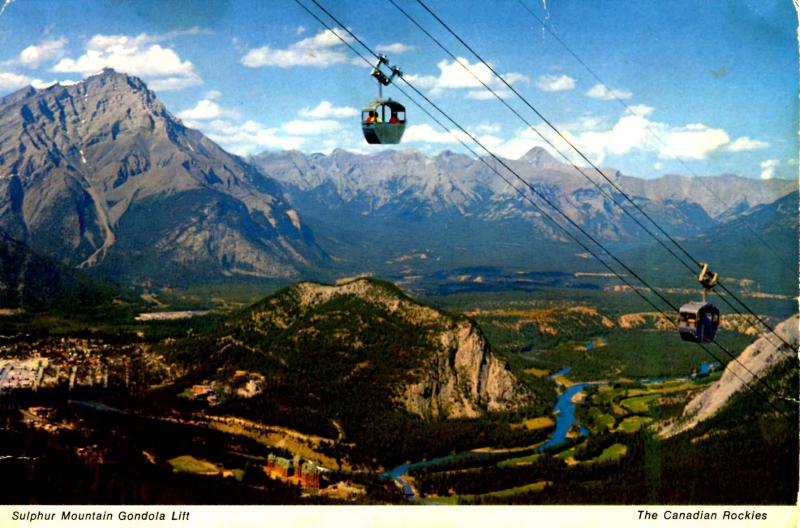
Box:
[0,69,325,283]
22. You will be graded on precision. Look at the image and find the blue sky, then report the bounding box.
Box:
[0,0,796,179]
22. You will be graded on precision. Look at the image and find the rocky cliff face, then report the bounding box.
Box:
[402,318,526,418]
[660,314,798,437]
[235,277,532,420]
[0,69,324,282]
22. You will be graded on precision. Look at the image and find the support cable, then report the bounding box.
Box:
[294,0,796,413]
[515,0,797,273]
[410,0,793,351]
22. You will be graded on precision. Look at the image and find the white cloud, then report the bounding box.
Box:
[573,113,730,162]
[403,123,467,144]
[486,107,738,164]
[282,119,341,136]
[466,88,513,100]
[201,119,307,154]
[52,31,202,91]
[298,100,358,119]
[375,43,414,54]
[726,136,769,151]
[18,38,67,68]
[625,104,654,117]
[656,124,729,160]
[204,89,222,100]
[295,26,306,36]
[0,71,39,90]
[177,99,238,121]
[586,83,632,100]
[241,28,357,68]
[535,74,576,92]
[406,57,528,98]
[760,159,779,180]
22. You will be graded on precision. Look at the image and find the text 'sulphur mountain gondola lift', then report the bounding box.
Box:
[362,54,406,144]
[678,262,720,343]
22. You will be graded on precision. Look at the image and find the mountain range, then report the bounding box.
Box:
[251,147,796,287]
[0,69,795,290]
[0,69,324,285]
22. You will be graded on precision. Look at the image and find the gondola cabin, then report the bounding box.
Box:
[678,302,720,343]
[362,98,406,144]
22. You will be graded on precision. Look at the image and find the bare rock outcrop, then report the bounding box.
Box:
[402,319,528,419]
[660,314,798,438]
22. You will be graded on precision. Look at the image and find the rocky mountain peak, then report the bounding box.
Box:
[0,70,324,281]
[519,146,560,167]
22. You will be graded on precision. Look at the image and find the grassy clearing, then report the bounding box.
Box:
[479,480,550,499]
[497,453,542,468]
[594,413,616,431]
[620,394,660,413]
[616,416,653,433]
[558,445,580,459]
[552,375,575,387]
[593,443,627,463]
[515,416,555,431]
[647,381,696,394]
[168,455,220,475]
[524,367,550,378]
[611,403,627,415]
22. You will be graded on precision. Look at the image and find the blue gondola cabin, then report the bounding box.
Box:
[678,302,720,343]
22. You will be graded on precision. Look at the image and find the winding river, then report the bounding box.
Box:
[384,368,598,500]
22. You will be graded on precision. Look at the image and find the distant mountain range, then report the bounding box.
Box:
[251,148,796,286]
[0,69,324,284]
[0,69,794,290]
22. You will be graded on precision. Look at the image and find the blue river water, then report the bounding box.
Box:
[384,374,595,488]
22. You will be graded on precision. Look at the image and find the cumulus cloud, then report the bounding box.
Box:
[52,31,202,91]
[183,99,358,156]
[485,108,740,164]
[282,119,342,136]
[18,38,67,68]
[0,71,70,91]
[177,99,238,121]
[760,159,779,180]
[586,83,632,100]
[0,71,39,90]
[298,100,358,119]
[375,42,414,54]
[197,119,307,154]
[406,57,528,98]
[535,74,576,92]
[726,136,769,152]
[241,28,358,68]
[573,112,729,162]
[403,123,467,144]
[625,104,654,117]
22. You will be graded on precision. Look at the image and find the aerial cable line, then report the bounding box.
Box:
[303,0,680,316]
[515,0,797,274]
[386,0,698,272]
[294,0,795,411]
[410,0,793,352]
[388,0,792,355]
